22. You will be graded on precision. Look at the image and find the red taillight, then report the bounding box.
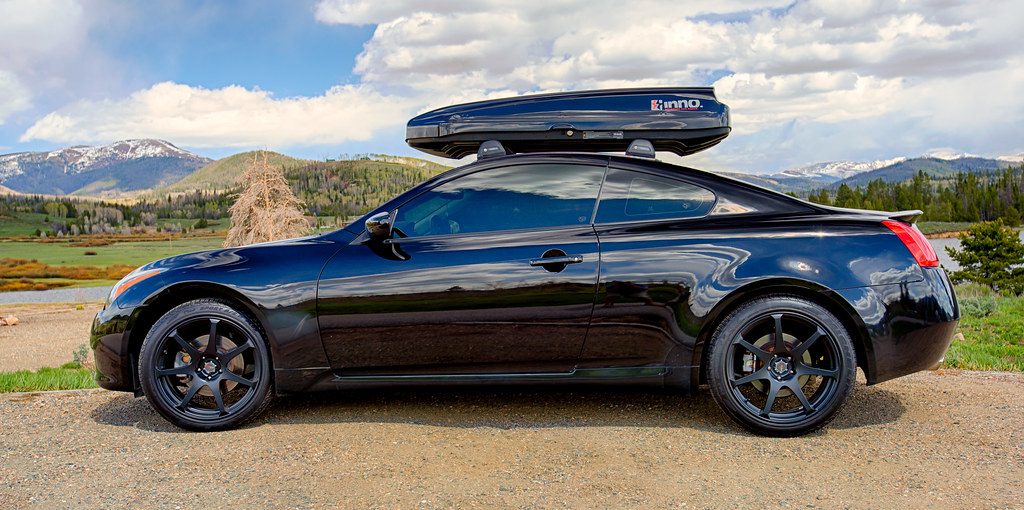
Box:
[882,220,939,267]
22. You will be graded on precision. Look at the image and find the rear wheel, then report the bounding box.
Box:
[138,299,274,431]
[707,295,856,436]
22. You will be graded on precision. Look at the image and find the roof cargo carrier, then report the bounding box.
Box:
[406,87,730,159]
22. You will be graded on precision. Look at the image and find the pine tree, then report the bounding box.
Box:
[946,221,1024,295]
[225,151,308,247]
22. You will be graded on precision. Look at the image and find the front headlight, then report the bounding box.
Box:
[106,268,165,307]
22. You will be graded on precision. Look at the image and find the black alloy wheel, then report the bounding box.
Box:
[707,295,856,436]
[139,299,274,431]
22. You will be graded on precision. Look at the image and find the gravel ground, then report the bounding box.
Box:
[0,286,110,305]
[0,303,100,371]
[0,370,1021,509]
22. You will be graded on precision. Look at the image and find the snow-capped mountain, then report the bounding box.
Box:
[770,157,908,182]
[922,148,981,161]
[753,150,1019,192]
[0,139,211,195]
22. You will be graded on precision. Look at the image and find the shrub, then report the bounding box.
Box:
[72,344,91,368]
[959,296,997,318]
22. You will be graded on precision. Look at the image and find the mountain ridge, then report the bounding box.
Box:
[828,156,1014,189]
[0,139,211,196]
[2,139,1020,198]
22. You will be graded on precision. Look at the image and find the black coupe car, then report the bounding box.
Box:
[91,88,959,436]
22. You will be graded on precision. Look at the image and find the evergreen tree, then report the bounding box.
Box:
[946,221,1024,295]
[1004,206,1022,227]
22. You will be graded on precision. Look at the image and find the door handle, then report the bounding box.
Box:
[529,255,583,266]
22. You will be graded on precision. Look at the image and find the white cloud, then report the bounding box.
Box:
[20,82,411,148]
[322,0,1011,87]
[0,71,31,125]
[0,0,136,124]
[309,0,1023,171]
[713,72,904,134]
[13,0,1023,172]
[0,0,87,123]
[0,0,86,57]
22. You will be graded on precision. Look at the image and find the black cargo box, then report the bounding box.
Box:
[406,87,730,159]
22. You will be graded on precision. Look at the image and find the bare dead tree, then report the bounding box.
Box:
[224,151,308,247]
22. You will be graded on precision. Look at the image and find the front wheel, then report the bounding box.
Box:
[138,299,274,431]
[707,295,856,436]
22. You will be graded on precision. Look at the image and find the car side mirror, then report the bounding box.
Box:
[365,211,393,240]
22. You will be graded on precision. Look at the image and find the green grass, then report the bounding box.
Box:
[0,363,97,393]
[0,238,225,267]
[0,211,49,237]
[944,284,1024,371]
[918,221,975,235]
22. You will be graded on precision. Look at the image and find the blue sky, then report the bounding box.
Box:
[1,0,1021,173]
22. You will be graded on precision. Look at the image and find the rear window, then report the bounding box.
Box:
[595,168,715,223]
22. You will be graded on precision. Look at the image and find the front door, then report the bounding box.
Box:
[317,161,606,375]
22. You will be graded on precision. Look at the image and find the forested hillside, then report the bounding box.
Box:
[287,157,450,218]
[161,151,307,192]
[806,166,1024,225]
[7,154,1020,238]
[1,156,451,237]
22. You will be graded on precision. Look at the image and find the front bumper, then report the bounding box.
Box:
[835,266,960,384]
[90,305,141,392]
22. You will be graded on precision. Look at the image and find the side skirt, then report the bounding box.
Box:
[276,366,696,394]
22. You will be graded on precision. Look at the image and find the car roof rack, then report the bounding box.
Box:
[477,140,510,160]
[477,138,660,160]
[406,87,730,159]
[625,139,656,158]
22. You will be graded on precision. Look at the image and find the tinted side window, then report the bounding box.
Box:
[595,168,715,224]
[394,164,605,237]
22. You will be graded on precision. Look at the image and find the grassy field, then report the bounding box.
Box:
[0,238,225,267]
[918,221,975,235]
[0,211,227,238]
[0,363,97,392]
[945,284,1024,371]
[0,211,49,237]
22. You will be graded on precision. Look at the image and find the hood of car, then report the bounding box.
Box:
[139,232,349,272]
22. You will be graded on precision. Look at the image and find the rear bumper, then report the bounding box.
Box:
[835,267,959,385]
[90,305,141,392]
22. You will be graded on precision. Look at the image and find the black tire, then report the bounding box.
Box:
[707,295,856,437]
[138,299,274,431]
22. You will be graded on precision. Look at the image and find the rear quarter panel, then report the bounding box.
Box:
[586,214,924,377]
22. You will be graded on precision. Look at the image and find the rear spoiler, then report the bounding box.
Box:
[887,210,923,223]
[820,206,923,223]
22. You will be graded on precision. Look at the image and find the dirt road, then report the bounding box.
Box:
[0,303,100,371]
[1,370,1022,509]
